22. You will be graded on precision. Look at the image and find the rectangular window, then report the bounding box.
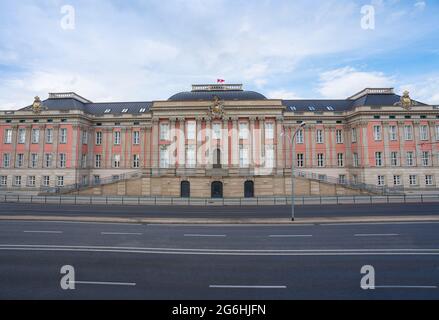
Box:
[0,176,7,186]
[265,123,274,140]
[133,131,140,145]
[406,152,414,166]
[404,125,413,141]
[436,126,439,141]
[43,176,50,187]
[16,154,24,168]
[60,128,67,144]
[422,151,430,166]
[377,175,385,186]
[46,128,53,143]
[82,131,88,144]
[57,176,64,187]
[213,123,221,140]
[4,129,12,144]
[114,131,121,145]
[81,154,87,168]
[391,152,399,166]
[14,176,22,186]
[426,175,434,186]
[133,154,140,168]
[352,175,358,185]
[160,123,170,141]
[336,129,343,144]
[265,145,274,168]
[81,176,88,186]
[18,128,26,144]
[95,131,102,145]
[393,175,401,186]
[375,152,383,167]
[59,153,66,168]
[353,153,359,167]
[95,154,102,168]
[94,175,100,185]
[113,154,121,168]
[31,154,38,168]
[239,123,249,140]
[373,126,382,141]
[420,125,429,141]
[186,145,196,168]
[338,175,346,184]
[27,176,36,187]
[351,128,357,143]
[297,153,304,168]
[31,129,40,144]
[239,146,249,168]
[45,154,52,168]
[160,147,169,168]
[3,154,10,168]
[316,129,323,144]
[409,175,418,186]
[296,129,304,144]
[389,126,398,141]
[317,153,325,167]
[337,153,344,167]
[187,122,196,140]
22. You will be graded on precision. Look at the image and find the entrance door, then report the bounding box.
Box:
[181,181,190,198]
[244,180,254,198]
[211,181,223,198]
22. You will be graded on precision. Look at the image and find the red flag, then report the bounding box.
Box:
[217,79,225,83]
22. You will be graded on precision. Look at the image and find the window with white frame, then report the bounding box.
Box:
[81,176,88,186]
[426,175,434,186]
[393,175,401,186]
[114,131,121,145]
[160,146,169,168]
[46,128,53,143]
[31,154,38,168]
[353,153,359,167]
[113,154,121,168]
[4,129,12,144]
[297,153,304,168]
[338,175,346,184]
[45,154,52,168]
[160,123,170,141]
[213,123,221,140]
[3,154,10,168]
[409,175,418,186]
[317,153,325,167]
[296,129,304,144]
[336,129,343,144]
[59,153,66,168]
[375,152,383,167]
[391,152,399,166]
[95,155,101,168]
[133,154,140,168]
[0,176,7,186]
[265,123,274,140]
[133,131,140,145]
[337,153,344,167]
[186,145,196,168]
[16,154,24,167]
[82,131,88,144]
[81,154,87,168]
[57,176,64,187]
[316,129,323,144]
[43,176,50,187]
[404,125,413,140]
[95,131,102,145]
[436,125,439,141]
[60,128,67,144]
[377,175,385,186]
[239,145,249,168]
[18,128,26,144]
[406,151,414,166]
[373,125,382,141]
[14,176,22,186]
[420,125,429,141]
[94,175,100,185]
[31,129,39,144]
[351,128,357,143]
[389,126,398,141]
[239,123,249,140]
[422,151,430,166]
[27,176,36,187]
[265,145,274,168]
[187,122,196,140]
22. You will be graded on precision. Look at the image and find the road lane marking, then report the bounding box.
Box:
[101,232,143,236]
[210,285,287,289]
[73,281,136,286]
[184,234,227,237]
[0,220,143,226]
[23,231,63,234]
[355,234,399,237]
[148,224,315,227]
[323,221,439,226]
[375,285,437,289]
[269,235,313,238]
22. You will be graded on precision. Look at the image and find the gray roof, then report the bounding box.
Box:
[169,90,267,101]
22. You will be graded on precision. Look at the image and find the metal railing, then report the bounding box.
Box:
[0,194,437,206]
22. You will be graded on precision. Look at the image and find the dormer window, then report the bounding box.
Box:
[139,108,146,113]
[327,106,334,111]
[122,109,129,113]
[309,106,316,111]
[290,106,297,111]
[104,109,111,114]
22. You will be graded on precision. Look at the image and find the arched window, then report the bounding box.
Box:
[181,181,190,198]
[244,181,254,198]
[211,181,223,198]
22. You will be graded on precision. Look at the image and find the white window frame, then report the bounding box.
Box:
[133,154,140,168]
[297,153,304,168]
[426,175,434,186]
[337,153,344,167]
[60,128,67,144]
[96,131,102,145]
[404,125,413,141]
[265,123,274,140]
[212,123,222,140]
[133,131,140,145]
[336,129,343,144]
[316,129,323,144]
[57,176,64,187]
[389,126,398,141]
[351,128,357,143]
[317,153,325,167]
[46,128,53,143]
[296,129,304,144]
[377,175,385,186]
[59,153,66,168]
[114,131,121,145]
[18,128,26,144]
[409,175,418,186]
[375,152,383,167]
[4,129,12,144]
[373,125,382,141]
[160,123,170,141]
[422,151,430,166]
[393,175,401,186]
[95,154,102,168]
[406,151,414,166]
[239,145,249,168]
[3,153,10,168]
[265,145,274,168]
[186,145,196,168]
[239,123,249,140]
[420,125,429,141]
[160,146,169,168]
[31,128,40,144]
[113,154,121,168]
[187,122,196,140]
[31,154,38,168]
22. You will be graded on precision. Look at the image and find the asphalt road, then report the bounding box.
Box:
[1,219,439,299]
[1,202,439,219]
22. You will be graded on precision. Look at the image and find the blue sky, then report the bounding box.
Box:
[0,0,439,109]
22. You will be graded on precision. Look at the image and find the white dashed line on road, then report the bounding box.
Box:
[23,230,63,234]
[184,234,227,237]
[100,232,143,236]
[355,234,399,237]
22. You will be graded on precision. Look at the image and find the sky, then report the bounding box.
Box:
[0,0,439,110]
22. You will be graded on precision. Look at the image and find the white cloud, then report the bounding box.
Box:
[267,89,301,100]
[318,67,394,98]
[414,1,426,11]
[399,76,439,105]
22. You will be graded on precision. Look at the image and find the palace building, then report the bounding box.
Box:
[0,83,439,198]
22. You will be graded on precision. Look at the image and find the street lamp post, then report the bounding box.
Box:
[281,122,306,222]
